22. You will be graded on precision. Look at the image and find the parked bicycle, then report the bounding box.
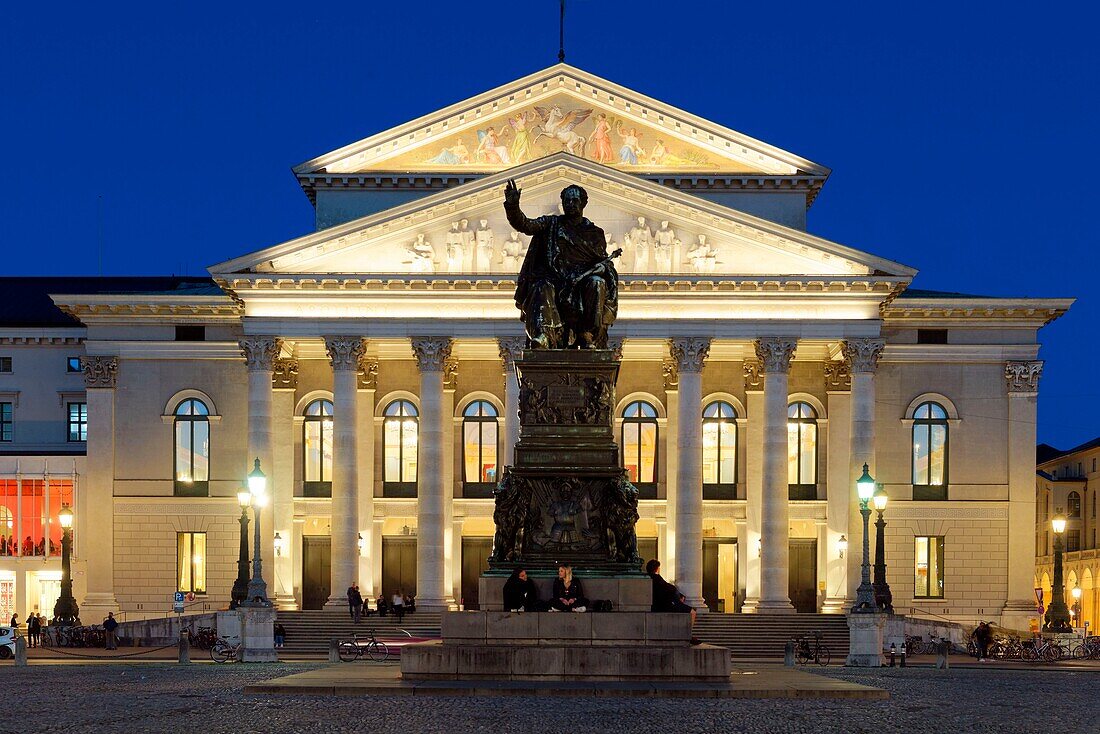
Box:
[1021,637,1063,662]
[210,636,244,663]
[793,631,830,666]
[188,625,218,650]
[338,630,390,662]
[904,634,936,655]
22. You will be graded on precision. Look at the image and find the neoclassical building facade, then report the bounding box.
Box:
[0,65,1071,627]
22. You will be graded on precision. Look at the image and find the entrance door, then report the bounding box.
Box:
[703,538,738,612]
[461,538,493,610]
[788,539,818,613]
[382,537,417,599]
[36,576,61,619]
[302,536,331,610]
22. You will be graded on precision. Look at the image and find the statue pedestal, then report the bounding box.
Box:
[478,574,651,612]
[846,611,886,667]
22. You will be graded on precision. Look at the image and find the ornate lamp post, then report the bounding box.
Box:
[851,464,877,613]
[243,459,271,607]
[52,505,80,627]
[229,488,252,610]
[1043,513,1072,632]
[1071,584,1082,629]
[871,484,894,613]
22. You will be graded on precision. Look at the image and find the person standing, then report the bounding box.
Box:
[9,612,18,631]
[27,612,40,648]
[391,590,406,622]
[972,621,993,662]
[346,584,357,623]
[273,623,286,648]
[103,612,119,650]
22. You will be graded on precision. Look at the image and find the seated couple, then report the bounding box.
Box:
[503,565,589,613]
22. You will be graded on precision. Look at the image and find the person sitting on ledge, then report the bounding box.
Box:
[503,568,540,612]
[549,565,587,612]
[647,559,700,644]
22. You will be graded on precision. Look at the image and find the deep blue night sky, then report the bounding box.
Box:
[3,2,1096,448]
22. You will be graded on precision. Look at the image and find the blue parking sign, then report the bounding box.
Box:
[174,592,185,603]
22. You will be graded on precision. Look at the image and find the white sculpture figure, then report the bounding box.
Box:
[654,220,676,272]
[625,216,653,274]
[687,234,718,273]
[457,218,475,271]
[474,219,496,273]
[501,231,525,272]
[445,221,465,273]
[406,233,435,273]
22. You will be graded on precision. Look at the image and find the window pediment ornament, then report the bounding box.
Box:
[841,338,885,374]
[753,337,797,374]
[324,336,367,371]
[669,337,711,374]
[412,336,454,373]
[239,336,282,372]
[81,356,118,388]
[1005,360,1043,394]
[272,358,299,390]
[357,358,379,390]
[823,361,851,390]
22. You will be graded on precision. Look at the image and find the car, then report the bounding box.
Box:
[0,627,16,659]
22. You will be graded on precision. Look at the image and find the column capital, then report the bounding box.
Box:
[357,358,379,390]
[841,338,885,374]
[271,358,298,390]
[239,336,282,372]
[412,337,454,373]
[1005,360,1043,394]
[324,336,367,372]
[497,336,524,370]
[81,356,118,388]
[668,337,711,373]
[753,337,797,374]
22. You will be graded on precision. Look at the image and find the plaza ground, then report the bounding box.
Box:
[0,661,1094,734]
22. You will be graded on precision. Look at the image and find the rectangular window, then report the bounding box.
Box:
[1093,458,1097,473]
[0,357,11,373]
[916,329,948,344]
[914,536,945,598]
[0,402,11,442]
[1067,530,1081,552]
[1092,529,1096,548]
[174,325,206,342]
[1093,492,1096,519]
[67,402,87,442]
[66,357,82,373]
[176,532,207,594]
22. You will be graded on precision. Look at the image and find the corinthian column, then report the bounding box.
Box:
[842,338,884,603]
[669,337,710,610]
[755,337,796,612]
[80,357,120,617]
[323,336,366,609]
[1003,360,1043,630]
[240,336,281,598]
[497,337,524,467]
[412,337,454,611]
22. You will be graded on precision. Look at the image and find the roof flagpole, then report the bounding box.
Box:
[558,0,565,63]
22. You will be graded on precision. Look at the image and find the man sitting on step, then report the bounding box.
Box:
[647,559,700,645]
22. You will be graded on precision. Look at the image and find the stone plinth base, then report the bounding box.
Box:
[444,610,689,645]
[846,611,886,667]
[239,606,278,663]
[479,575,651,612]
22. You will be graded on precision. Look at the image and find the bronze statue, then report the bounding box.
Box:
[504,180,619,349]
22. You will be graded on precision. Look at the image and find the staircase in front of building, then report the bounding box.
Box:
[275,610,849,659]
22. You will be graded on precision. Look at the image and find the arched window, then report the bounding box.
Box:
[787,402,817,499]
[703,401,737,499]
[303,399,333,497]
[912,401,948,500]
[463,401,499,496]
[1068,491,1082,518]
[622,401,658,497]
[383,399,418,496]
[174,398,210,496]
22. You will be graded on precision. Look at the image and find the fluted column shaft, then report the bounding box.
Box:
[843,339,884,602]
[498,338,523,467]
[413,337,454,611]
[324,336,365,608]
[670,338,710,610]
[756,337,796,612]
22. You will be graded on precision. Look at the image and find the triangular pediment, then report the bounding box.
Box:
[214,155,912,280]
[295,64,828,178]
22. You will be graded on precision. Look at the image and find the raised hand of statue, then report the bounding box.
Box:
[504,178,521,206]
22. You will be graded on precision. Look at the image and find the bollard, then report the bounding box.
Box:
[935,639,950,670]
[329,637,341,663]
[178,628,190,664]
[783,639,795,667]
[900,644,906,667]
[14,636,27,667]
[888,643,896,667]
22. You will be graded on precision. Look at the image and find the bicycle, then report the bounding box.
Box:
[793,631,830,666]
[188,625,218,650]
[338,630,390,663]
[210,636,244,663]
[1021,637,1063,662]
[904,634,935,656]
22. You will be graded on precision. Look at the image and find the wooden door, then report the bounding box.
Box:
[302,536,331,610]
[382,537,418,599]
[788,539,818,613]
[460,538,493,609]
[703,538,738,612]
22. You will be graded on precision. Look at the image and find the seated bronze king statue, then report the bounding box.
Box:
[504,179,620,349]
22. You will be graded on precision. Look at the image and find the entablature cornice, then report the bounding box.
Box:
[883,298,1073,328]
[51,294,243,324]
[880,344,1041,364]
[85,341,245,359]
[0,329,85,346]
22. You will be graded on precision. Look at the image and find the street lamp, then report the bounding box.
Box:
[229,488,251,610]
[1072,584,1083,628]
[872,484,894,613]
[243,458,271,607]
[1044,513,1072,632]
[52,505,80,627]
[851,464,877,613]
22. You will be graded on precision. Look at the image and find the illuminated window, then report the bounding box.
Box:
[66,357,82,373]
[912,402,948,500]
[67,402,87,442]
[384,399,418,495]
[1068,491,1082,518]
[174,398,210,496]
[703,401,736,499]
[462,401,498,491]
[0,403,11,442]
[621,401,658,496]
[303,399,334,496]
[787,402,817,499]
[914,536,944,598]
[176,532,206,594]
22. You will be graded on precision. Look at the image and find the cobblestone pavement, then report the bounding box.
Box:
[0,662,1093,734]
